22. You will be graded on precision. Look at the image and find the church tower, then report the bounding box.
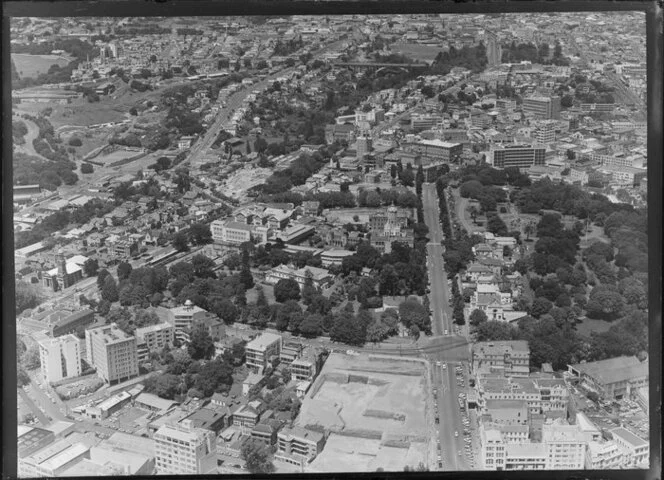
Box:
[56,248,68,289]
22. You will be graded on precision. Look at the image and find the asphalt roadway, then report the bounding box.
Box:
[422,182,473,471]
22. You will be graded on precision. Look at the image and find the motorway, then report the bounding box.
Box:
[421,182,474,471]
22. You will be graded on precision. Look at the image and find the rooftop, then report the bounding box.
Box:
[246,332,282,351]
[569,356,647,385]
[611,427,648,448]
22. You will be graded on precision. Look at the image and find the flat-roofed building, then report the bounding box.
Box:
[404,139,463,162]
[291,355,317,382]
[567,356,648,400]
[85,323,139,385]
[86,391,132,420]
[489,144,546,170]
[19,440,90,478]
[135,322,174,362]
[153,420,216,475]
[585,440,623,469]
[542,423,587,470]
[523,96,560,120]
[167,300,217,343]
[473,341,530,378]
[246,332,282,374]
[504,442,547,470]
[610,427,649,467]
[18,426,56,459]
[280,341,304,365]
[211,220,253,245]
[87,444,154,475]
[37,333,82,384]
[181,407,229,435]
[484,399,529,425]
[479,426,506,470]
[232,404,261,428]
[276,426,325,467]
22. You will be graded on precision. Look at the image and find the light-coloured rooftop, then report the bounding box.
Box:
[246,332,282,351]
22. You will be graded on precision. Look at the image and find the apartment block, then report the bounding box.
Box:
[37,333,82,384]
[135,322,174,362]
[153,420,216,475]
[246,333,282,374]
[542,424,587,470]
[167,300,217,343]
[585,440,624,469]
[276,426,325,467]
[85,323,139,385]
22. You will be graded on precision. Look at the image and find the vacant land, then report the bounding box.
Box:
[12,53,71,79]
[574,317,613,337]
[298,352,428,472]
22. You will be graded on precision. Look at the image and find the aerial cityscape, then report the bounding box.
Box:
[10,12,651,476]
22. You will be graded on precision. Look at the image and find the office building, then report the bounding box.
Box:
[85,323,139,385]
[404,139,463,162]
[37,334,82,384]
[472,341,530,378]
[523,96,561,120]
[585,441,624,469]
[489,144,546,170]
[47,309,95,338]
[135,322,175,362]
[153,420,216,475]
[246,332,282,374]
[567,356,648,400]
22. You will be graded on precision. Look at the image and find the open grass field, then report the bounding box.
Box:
[94,148,143,166]
[574,317,614,337]
[12,53,71,79]
[391,42,442,63]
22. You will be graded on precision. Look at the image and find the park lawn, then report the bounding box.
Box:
[12,53,71,79]
[574,317,614,337]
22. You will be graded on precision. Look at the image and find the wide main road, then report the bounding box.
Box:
[422,182,473,471]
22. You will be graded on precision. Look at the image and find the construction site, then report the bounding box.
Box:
[297,352,431,472]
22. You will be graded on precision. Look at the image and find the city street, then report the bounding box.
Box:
[422,182,474,471]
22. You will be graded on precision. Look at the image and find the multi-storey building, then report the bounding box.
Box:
[275,427,325,467]
[85,323,139,385]
[585,440,624,469]
[567,356,648,400]
[522,96,561,120]
[610,428,649,467]
[370,205,415,254]
[356,135,372,160]
[153,420,216,475]
[489,144,546,170]
[290,356,317,382]
[542,424,587,470]
[167,300,217,343]
[472,341,530,378]
[534,120,557,144]
[37,333,82,384]
[135,322,175,362]
[403,139,463,163]
[246,333,282,374]
[48,309,95,338]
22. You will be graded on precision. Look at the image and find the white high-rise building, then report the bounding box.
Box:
[85,323,139,385]
[37,334,82,384]
[153,420,216,475]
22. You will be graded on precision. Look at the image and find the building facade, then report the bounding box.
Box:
[153,421,216,475]
[490,144,546,170]
[85,323,139,384]
[38,334,82,384]
[246,333,282,374]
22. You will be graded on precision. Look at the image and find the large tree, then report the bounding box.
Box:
[274,278,301,303]
[187,323,215,360]
[241,439,275,473]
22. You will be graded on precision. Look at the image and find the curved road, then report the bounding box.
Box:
[13,116,49,161]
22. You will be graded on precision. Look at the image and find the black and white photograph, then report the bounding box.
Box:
[5,5,660,478]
